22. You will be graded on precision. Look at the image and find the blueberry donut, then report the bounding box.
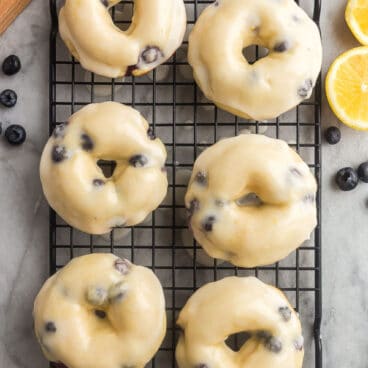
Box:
[40,102,167,234]
[59,0,186,78]
[34,253,166,368]
[176,277,304,368]
[188,0,322,120]
[185,134,317,267]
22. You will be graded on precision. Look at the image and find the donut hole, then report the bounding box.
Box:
[225,331,252,352]
[242,45,269,65]
[236,192,263,207]
[109,2,133,32]
[97,160,117,179]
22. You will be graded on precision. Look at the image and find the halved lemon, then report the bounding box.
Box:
[326,47,368,130]
[346,0,368,45]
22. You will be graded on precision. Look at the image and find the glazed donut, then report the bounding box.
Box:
[188,0,322,121]
[176,277,304,368]
[59,0,186,78]
[40,102,167,234]
[33,253,166,368]
[185,134,317,267]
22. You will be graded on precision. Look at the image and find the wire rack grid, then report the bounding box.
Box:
[49,1,322,367]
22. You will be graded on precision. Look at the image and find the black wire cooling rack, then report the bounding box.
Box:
[49,1,322,367]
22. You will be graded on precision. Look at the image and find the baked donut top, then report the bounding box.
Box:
[59,0,187,78]
[187,135,316,205]
[188,0,322,120]
[185,134,317,267]
[40,102,168,234]
[176,276,304,368]
[33,253,166,368]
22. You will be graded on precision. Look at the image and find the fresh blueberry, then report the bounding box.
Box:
[140,46,162,64]
[187,198,200,217]
[274,41,289,52]
[4,124,26,145]
[94,310,106,319]
[114,258,131,275]
[335,167,358,191]
[45,321,57,333]
[93,179,105,187]
[202,216,215,232]
[2,55,21,75]
[357,162,368,183]
[256,331,282,353]
[51,145,67,163]
[324,126,341,145]
[264,336,282,353]
[0,89,17,107]
[129,154,148,167]
[81,133,94,151]
[195,171,207,185]
[100,0,109,6]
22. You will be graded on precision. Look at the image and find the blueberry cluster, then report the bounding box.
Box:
[324,125,368,191]
[1,55,26,146]
[335,163,368,191]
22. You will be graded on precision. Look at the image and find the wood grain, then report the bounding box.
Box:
[0,0,32,35]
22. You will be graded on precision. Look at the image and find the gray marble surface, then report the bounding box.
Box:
[0,0,367,367]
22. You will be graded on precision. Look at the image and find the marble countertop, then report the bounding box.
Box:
[1,0,367,367]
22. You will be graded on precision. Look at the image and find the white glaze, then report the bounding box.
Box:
[40,102,168,234]
[185,134,317,267]
[59,0,187,78]
[33,253,166,368]
[176,277,304,368]
[188,0,322,120]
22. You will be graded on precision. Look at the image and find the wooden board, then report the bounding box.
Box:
[0,0,32,35]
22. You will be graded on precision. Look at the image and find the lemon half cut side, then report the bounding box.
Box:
[326,46,368,131]
[346,0,368,45]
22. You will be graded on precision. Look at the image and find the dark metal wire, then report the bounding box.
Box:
[49,1,322,367]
